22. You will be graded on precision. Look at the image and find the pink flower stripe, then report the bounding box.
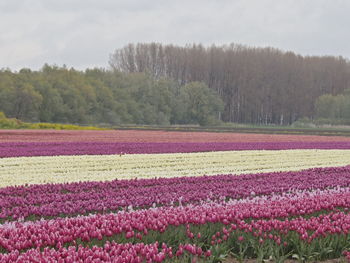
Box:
[0,241,199,263]
[1,166,350,220]
[2,141,350,157]
[0,188,350,253]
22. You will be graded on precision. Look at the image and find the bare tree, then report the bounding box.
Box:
[110,43,350,124]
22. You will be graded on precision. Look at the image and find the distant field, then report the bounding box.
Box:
[2,108,350,137]
[2,129,350,143]
[112,123,350,136]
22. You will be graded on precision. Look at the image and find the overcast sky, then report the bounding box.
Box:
[1,0,349,70]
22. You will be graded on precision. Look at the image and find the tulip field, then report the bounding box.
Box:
[1,130,350,262]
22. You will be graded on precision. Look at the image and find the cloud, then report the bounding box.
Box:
[0,0,349,70]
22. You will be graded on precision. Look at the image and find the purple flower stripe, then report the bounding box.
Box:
[1,166,350,220]
[2,141,350,157]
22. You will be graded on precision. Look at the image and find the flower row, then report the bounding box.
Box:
[1,149,350,187]
[0,241,208,263]
[2,141,350,157]
[1,166,350,221]
[1,188,350,253]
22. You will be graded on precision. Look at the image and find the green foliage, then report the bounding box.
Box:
[179,82,224,126]
[291,117,315,128]
[25,122,104,130]
[0,112,104,130]
[0,112,24,128]
[315,91,350,124]
[0,66,224,126]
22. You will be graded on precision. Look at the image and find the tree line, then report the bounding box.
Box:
[1,43,350,126]
[0,65,223,125]
[110,43,350,125]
